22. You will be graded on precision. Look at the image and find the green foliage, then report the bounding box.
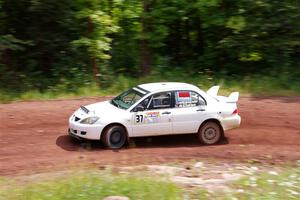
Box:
[0,172,182,200]
[219,167,300,200]
[1,71,299,103]
[1,166,299,200]
[0,0,299,96]
[191,166,300,199]
[239,52,262,62]
[72,2,119,60]
[0,34,31,53]
[226,16,246,33]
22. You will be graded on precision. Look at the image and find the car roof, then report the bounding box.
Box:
[138,82,200,93]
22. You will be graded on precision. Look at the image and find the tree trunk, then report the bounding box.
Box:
[1,50,12,69]
[87,16,100,84]
[140,0,151,76]
[196,19,204,56]
[92,56,99,81]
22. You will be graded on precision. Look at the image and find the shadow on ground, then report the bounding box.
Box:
[56,134,229,151]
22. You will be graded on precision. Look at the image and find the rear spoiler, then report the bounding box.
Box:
[207,86,220,96]
[227,92,239,103]
[207,85,239,103]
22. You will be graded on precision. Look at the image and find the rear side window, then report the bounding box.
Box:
[175,91,206,107]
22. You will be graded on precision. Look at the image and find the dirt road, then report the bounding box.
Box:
[1,97,300,176]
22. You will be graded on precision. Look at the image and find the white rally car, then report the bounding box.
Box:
[68,82,241,149]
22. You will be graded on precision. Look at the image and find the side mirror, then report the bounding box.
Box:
[134,105,145,112]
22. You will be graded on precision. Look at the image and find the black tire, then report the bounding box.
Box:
[198,121,222,145]
[102,125,127,149]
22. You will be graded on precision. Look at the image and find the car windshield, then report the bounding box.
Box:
[111,88,145,110]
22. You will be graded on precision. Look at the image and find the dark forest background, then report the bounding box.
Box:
[0,0,299,100]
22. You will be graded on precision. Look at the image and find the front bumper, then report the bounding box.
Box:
[68,120,105,140]
[68,128,84,140]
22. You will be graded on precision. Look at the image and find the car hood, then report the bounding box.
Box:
[85,100,123,115]
[73,100,125,119]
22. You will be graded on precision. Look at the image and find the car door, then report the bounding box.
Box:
[131,91,173,137]
[172,90,207,134]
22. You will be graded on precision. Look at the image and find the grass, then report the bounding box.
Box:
[1,166,300,200]
[0,171,182,200]
[1,72,300,103]
[208,167,300,200]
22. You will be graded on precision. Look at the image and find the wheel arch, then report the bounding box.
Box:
[198,118,224,137]
[101,122,129,141]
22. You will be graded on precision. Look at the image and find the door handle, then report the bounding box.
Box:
[196,108,205,112]
[162,111,171,115]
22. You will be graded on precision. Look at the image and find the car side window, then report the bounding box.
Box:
[175,91,206,107]
[136,96,151,109]
[148,92,172,110]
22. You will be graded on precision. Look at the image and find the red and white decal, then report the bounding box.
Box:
[178,91,190,98]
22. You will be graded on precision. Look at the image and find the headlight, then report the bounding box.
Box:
[80,116,99,124]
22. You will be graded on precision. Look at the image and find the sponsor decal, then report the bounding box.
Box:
[176,91,192,107]
[178,91,190,97]
[145,112,160,123]
[135,111,160,124]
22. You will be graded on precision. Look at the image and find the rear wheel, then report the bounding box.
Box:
[102,125,127,149]
[198,121,222,145]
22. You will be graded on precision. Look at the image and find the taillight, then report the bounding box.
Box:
[232,108,238,115]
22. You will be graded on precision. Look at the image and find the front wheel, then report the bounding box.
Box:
[198,121,222,145]
[102,125,127,149]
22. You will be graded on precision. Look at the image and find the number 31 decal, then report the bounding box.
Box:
[136,114,144,123]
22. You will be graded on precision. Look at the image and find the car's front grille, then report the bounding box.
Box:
[75,116,80,122]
